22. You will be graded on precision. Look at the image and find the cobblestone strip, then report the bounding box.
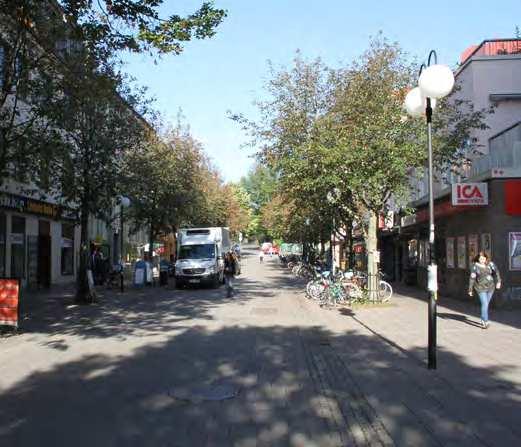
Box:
[301,331,395,447]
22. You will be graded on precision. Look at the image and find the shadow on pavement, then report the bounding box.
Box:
[1,323,520,446]
[393,283,521,331]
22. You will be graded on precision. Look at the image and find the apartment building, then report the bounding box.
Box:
[381,39,521,303]
[0,3,148,289]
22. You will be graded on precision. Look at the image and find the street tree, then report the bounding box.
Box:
[58,0,227,57]
[122,124,203,261]
[328,36,490,283]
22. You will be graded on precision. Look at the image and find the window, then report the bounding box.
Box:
[11,216,26,279]
[0,214,5,277]
[178,244,216,260]
[61,223,74,275]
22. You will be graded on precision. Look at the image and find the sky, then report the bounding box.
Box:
[123,0,520,183]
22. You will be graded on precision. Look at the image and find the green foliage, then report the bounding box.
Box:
[233,37,490,252]
[58,0,227,56]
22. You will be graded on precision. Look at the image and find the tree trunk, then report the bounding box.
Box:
[76,206,93,303]
[367,211,379,301]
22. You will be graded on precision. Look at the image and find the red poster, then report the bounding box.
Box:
[0,279,20,328]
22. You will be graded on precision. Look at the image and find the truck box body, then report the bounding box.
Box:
[175,227,231,287]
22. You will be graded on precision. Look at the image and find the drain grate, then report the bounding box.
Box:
[169,382,240,403]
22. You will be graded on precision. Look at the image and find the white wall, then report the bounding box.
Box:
[459,56,521,152]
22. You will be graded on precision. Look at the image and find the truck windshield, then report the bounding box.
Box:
[178,244,215,260]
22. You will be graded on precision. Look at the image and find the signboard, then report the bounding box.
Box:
[481,233,492,259]
[509,232,521,271]
[446,237,455,268]
[457,236,467,269]
[468,234,479,265]
[452,183,488,206]
[0,192,76,220]
[0,279,20,328]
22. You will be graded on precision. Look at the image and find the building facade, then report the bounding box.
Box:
[380,39,521,303]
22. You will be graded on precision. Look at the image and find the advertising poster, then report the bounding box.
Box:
[468,234,479,265]
[418,240,425,267]
[481,233,492,259]
[457,236,467,269]
[0,279,20,328]
[509,232,521,271]
[446,238,455,268]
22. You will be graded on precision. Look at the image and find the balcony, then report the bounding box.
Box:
[470,122,521,178]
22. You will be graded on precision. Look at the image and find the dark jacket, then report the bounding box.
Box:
[224,256,239,276]
[469,262,501,293]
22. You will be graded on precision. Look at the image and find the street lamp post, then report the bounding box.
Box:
[118,196,131,292]
[404,50,454,370]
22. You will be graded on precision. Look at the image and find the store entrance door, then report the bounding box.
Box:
[38,220,51,288]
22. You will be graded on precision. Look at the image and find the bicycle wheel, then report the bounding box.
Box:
[308,281,325,300]
[343,282,363,303]
[378,280,393,302]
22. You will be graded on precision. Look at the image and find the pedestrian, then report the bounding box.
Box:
[224,250,239,297]
[259,249,264,263]
[468,251,501,329]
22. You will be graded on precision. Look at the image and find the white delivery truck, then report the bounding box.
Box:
[175,227,231,288]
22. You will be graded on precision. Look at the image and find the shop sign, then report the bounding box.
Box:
[0,192,76,220]
[0,279,20,327]
[509,232,521,271]
[452,183,488,206]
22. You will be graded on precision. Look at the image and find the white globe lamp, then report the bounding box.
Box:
[404,87,425,117]
[418,64,455,99]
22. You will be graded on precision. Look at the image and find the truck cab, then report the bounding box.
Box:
[175,227,230,288]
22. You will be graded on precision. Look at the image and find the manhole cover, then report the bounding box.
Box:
[251,307,278,316]
[169,382,240,403]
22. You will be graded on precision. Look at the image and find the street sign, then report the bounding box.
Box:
[0,279,20,328]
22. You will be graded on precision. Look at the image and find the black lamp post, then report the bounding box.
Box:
[117,196,131,292]
[404,50,455,369]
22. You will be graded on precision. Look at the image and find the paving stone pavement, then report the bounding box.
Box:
[1,246,520,446]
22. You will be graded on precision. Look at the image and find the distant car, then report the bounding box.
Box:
[270,246,280,255]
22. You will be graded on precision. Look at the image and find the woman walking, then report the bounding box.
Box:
[224,250,239,297]
[468,251,501,329]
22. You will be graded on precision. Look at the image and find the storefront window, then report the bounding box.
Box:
[11,216,25,278]
[61,223,74,275]
[0,214,5,276]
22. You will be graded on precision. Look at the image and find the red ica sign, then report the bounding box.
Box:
[0,279,20,328]
[452,183,488,206]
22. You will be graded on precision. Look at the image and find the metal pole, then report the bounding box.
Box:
[120,207,124,293]
[426,98,437,370]
[332,216,336,277]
